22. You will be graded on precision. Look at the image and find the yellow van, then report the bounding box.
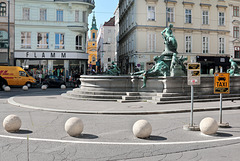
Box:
[0,66,36,87]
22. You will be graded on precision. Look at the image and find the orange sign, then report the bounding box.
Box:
[214,73,230,94]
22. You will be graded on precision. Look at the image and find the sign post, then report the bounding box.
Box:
[183,63,201,131]
[214,70,230,127]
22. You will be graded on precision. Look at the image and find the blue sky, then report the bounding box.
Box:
[88,0,119,31]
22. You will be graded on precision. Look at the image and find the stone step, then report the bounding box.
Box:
[117,100,142,103]
[157,93,188,97]
[66,91,122,99]
[122,96,153,100]
[149,96,240,104]
[73,88,126,96]
[61,93,117,102]
[153,94,240,101]
[126,92,158,96]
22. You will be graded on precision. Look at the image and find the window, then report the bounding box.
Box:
[233,6,239,17]
[0,2,6,16]
[75,10,79,22]
[56,9,63,22]
[219,12,225,26]
[21,32,31,49]
[234,47,240,58]
[108,58,111,62]
[40,9,47,21]
[202,11,209,25]
[219,37,225,54]
[23,8,30,20]
[55,33,64,49]
[147,33,156,52]
[83,11,87,23]
[185,9,192,23]
[202,37,209,54]
[167,7,174,22]
[19,71,27,77]
[76,35,82,50]
[37,33,49,49]
[185,36,192,53]
[147,6,155,21]
[93,33,95,39]
[233,26,239,38]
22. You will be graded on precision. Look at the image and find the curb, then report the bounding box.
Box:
[8,97,240,115]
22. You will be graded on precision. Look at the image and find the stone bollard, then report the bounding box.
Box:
[200,117,218,135]
[4,86,10,92]
[61,84,66,89]
[22,85,28,91]
[132,120,152,139]
[41,85,47,90]
[3,114,22,132]
[65,117,84,137]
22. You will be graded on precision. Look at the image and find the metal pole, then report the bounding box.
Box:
[220,93,223,124]
[219,66,223,124]
[7,0,10,66]
[190,85,194,127]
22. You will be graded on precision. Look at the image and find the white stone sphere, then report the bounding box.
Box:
[3,115,22,132]
[65,117,84,137]
[4,86,10,92]
[132,120,152,138]
[61,84,66,89]
[200,117,218,135]
[41,85,47,90]
[22,85,28,91]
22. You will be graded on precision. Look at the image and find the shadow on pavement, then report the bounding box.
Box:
[74,133,98,139]
[215,132,233,137]
[145,135,167,141]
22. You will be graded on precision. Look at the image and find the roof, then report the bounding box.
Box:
[103,17,115,26]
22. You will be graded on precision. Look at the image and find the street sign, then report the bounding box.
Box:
[187,63,201,86]
[214,73,230,94]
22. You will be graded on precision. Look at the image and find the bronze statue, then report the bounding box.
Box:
[227,59,240,76]
[131,56,169,88]
[161,24,178,52]
[106,61,121,76]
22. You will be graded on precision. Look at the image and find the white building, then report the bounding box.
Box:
[14,0,94,79]
[0,0,15,66]
[229,0,240,61]
[97,17,115,72]
[119,0,231,74]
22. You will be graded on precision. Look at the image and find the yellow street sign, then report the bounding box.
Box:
[188,63,200,70]
[214,73,230,94]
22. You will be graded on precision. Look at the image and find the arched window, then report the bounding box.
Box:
[0,2,6,17]
[92,33,95,39]
[76,35,82,50]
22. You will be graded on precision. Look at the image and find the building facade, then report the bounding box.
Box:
[229,0,240,61]
[97,17,115,72]
[87,13,98,73]
[14,0,94,80]
[0,0,14,66]
[119,0,230,74]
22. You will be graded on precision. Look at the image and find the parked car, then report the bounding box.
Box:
[0,76,8,90]
[42,75,65,87]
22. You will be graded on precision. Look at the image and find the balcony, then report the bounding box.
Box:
[54,0,95,5]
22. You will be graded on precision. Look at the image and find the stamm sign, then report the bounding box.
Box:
[214,73,230,94]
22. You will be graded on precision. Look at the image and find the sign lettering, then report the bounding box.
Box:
[214,73,230,94]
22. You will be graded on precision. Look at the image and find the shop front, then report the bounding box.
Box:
[196,56,230,75]
[14,51,88,82]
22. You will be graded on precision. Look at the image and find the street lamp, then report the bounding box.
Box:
[7,0,10,66]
